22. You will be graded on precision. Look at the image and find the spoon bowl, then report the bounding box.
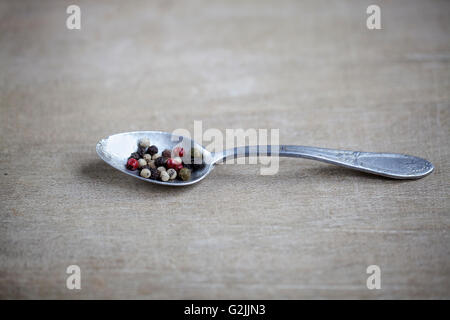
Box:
[96,131,215,186]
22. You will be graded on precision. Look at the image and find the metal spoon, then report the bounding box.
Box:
[96,131,434,186]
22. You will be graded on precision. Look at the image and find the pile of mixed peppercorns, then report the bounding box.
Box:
[125,138,205,182]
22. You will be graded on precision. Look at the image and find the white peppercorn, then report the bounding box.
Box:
[143,154,152,163]
[140,168,151,178]
[138,158,147,168]
[152,153,161,160]
[160,171,170,182]
[167,168,177,180]
[148,160,156,169]
[157,166,166,173]
[139,138,151,149]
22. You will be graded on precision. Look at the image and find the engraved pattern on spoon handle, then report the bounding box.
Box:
[216,145,434,179]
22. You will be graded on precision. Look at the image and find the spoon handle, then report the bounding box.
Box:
[215,145,434,179]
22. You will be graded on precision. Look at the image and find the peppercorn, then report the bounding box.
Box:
[126,141,197,181]
[148,145,158,156]
[138,158,147,168]
[128,152,140,160]
[191,147,202,159]
[193,162,206,171]
[126,158,139,171]
[179,168,191,181]
[187,147,205,170]
[143,154,152,163]
[166,158,175,169]
[155,156,167,168]
[160,171,170,182]
[139,138,151,149]
[157,166,166,173]
[167,168,177,180]
[167,158,182,169]
[149,168,160,180]
[137,146,147,157]
[173,147,184,157]
[162,149,171,158]
[147,160,156,169]
[140,168,151,178]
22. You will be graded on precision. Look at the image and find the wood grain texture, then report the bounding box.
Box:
[0,0,449,299]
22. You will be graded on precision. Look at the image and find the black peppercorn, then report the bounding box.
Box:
[183,162,193,170]
[182,147,205,171]
[128,152,140,160]
[155,156,167,168]
[149,168,160,180]
[193,162,206,170]
[162,149,171,158]
[148,145,158,156]
[183,153,206,171]
[137,146,147,157]
[184,162,206,170]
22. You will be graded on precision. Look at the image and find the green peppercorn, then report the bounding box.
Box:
[179,168,191,181]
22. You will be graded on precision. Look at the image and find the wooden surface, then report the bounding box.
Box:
[0,0,449,299]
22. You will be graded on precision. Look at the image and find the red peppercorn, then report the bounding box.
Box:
[175,163,183,171]
[166,158,175,169]
[173,147,184,157]
[126,158,139,171]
